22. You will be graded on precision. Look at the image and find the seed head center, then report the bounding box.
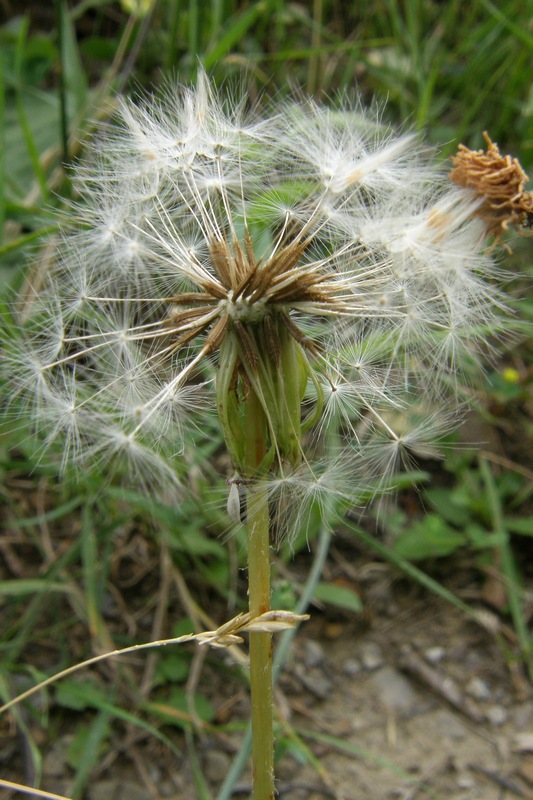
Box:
[222,292,269,324]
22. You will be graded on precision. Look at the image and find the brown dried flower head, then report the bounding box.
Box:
[450,131,533,241]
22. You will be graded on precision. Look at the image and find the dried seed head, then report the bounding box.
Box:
[5,74,512,531]
[450,131,533,241]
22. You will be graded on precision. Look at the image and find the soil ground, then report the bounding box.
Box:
[2,540,533,800]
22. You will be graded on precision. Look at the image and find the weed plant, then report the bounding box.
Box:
[0,2,532,799]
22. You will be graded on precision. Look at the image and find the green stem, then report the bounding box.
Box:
[245,390,274,800]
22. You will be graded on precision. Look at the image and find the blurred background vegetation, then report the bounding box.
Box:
[0,1,532,798]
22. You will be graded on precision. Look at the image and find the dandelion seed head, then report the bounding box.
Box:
[6,74,514,526]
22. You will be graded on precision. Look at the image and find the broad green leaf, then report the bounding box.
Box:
[154,652,191,685]
[55,679,113,711]
[466,523,506,549]
[172,525,226,557]
[506,517,533,536]
[425,488,471,526]
[393,514,466,560]
[66,710,110,773]
[313,581,362,613]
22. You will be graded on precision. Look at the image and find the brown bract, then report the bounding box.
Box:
[167,230,341,367]
[450,131,533,242]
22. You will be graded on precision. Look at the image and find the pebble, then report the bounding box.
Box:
[293,663,333,699]
[343,658,362,676]
[514,732,533,752]
[424,646,445,664]
[456,771,476,789]
[360,642,384,671]
[514,702,533,730]
[486,705,508,726]
[306,670,333,700]
[434,709,468,741]
[370,666,418,715]
[303,639,326,668]
[465,676,490,701]
[204,749,232,783]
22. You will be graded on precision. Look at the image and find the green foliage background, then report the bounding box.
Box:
[0,1,532,798]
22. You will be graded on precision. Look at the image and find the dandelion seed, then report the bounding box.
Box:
[3,74,509,526]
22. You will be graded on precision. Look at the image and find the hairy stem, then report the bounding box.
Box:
[245,389,274,800]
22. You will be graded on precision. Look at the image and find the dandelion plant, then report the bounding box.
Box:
[5,74,528,798]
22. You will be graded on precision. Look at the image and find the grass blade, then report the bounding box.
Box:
[0,580,72,597]
[344,515,478,619]
[5,497,84,529]
[203,3,266,69]
[0,53,5,243]
[68,710,110,800]
[14,18,50,202]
